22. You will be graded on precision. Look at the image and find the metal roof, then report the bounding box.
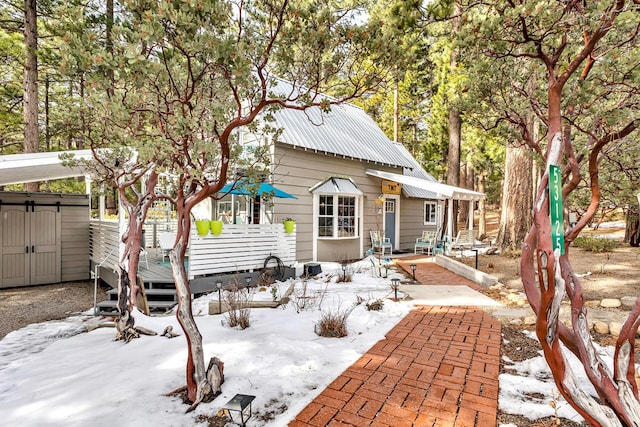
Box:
[271,80,414,168]
[392,144,441,199]
[309,177,363,195]
[0,150,92,187]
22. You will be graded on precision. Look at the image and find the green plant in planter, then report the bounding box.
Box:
[283,217,296,234]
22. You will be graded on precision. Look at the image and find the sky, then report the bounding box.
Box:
[0,255,614,427]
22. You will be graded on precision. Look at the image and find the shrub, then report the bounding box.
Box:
[315,309,349,337]
[572,237,617,252]
[315,300,362,338]
[224,283,254,329]
[365,298,384,311]
[291,280,327,313]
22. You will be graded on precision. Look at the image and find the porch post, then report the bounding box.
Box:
[447,198,454,241]
[468,198,474,230]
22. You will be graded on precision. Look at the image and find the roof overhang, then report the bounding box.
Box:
[309,177,363,195]
[0,150,92,187]
[366,169,485,201]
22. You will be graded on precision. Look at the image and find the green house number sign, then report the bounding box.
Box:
[549,165,565,255]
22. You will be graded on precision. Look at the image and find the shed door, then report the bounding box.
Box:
[30,206,61,285]
[0,205,60,287]
[1,207,29,288]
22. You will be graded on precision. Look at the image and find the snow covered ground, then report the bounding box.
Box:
[0,257,609,426]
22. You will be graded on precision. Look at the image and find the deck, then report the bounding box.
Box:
[90,221,298,314]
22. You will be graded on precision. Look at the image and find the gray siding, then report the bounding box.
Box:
[271,144,438,261]
[398,198,443,251]
[61,205,90,281]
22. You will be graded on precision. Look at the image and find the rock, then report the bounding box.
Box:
[514,297,528,306]
[600,298,622,308]
[609,322,623,336]
[509,319,523,326]
[621,296,637,310]
[523,316,537,326]
[506,293,521,302]
[593,321,609,335]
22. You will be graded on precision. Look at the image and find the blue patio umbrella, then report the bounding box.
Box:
[219,181,297,199]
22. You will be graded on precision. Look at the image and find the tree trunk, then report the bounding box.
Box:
[23,0,39,192]
[393,79,399,143]
[496,140,532,253]
[626,209,640,247]
[496,142,533,252]
[170,241,223,409]
[447,110,461,235]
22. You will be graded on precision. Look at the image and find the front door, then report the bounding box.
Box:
[384,198,396,247]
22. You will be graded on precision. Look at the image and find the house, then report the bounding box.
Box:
[218,80,485,263]
[0,83,484,290]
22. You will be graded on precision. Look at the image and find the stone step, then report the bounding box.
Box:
[106,288,177,302]
[96,299,177,316]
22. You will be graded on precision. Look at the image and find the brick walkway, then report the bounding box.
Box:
[290,258,502,427]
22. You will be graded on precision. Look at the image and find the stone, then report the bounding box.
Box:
[514,297,528,306]
[621,296,637,310]
[509,319,523,326]
[609,322,623,336]
[600,298,622,308]
[523,316,537,326]
[593,321,609,335]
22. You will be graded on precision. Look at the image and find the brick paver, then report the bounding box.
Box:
[290,258,502,427]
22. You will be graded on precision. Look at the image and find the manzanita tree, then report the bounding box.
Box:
[460,0,639,424]
[58,0,397,410]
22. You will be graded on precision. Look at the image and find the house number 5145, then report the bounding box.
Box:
[549,165,565,255]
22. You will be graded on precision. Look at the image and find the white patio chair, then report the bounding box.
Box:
[370,230,392,256]
[158,232,176,262]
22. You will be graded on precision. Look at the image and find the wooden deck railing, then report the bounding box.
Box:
[188,223,296,279]
[89,220,120,269]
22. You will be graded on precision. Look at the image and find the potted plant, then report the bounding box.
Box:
[283,217,296,234]
[210,220,223,236]
[195,219,210,236]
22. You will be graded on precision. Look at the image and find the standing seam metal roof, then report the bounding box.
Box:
[270,80,413,169]
[392,143,440,199]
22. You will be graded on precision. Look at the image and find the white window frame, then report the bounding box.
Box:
[315,194,360,239]
[424,201,437,225]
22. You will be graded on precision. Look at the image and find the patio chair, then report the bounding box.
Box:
[370,230,392,256]
[158,232,176,262]
[414,231,437,255]
[139,248,149,269]
[448,229,478,255]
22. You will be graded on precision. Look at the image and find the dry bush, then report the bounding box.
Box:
[315,300,362,338]
[365,298,384,311]
[223,282,254,329]
[291,280,327,313]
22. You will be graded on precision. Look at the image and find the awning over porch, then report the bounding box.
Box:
[365,169,485,201]
[0,150,92,186]
[220,180,298,199]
